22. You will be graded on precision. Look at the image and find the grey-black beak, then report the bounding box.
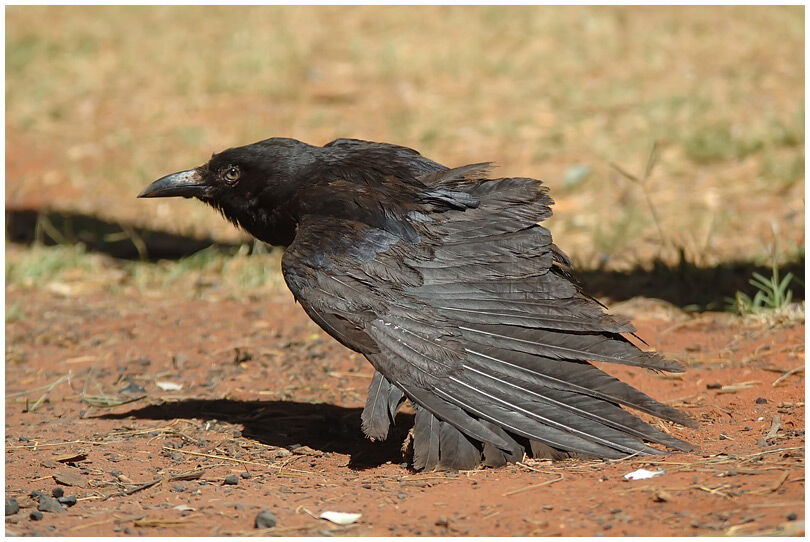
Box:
[138,169,207,198]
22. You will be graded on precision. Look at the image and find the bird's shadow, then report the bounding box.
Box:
[98,399,413,470]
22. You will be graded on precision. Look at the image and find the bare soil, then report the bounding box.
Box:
[5,287,805,536]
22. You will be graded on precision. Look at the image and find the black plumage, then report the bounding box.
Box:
[139,137,696,470]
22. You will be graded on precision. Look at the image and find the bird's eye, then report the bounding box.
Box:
[223,166,240,184]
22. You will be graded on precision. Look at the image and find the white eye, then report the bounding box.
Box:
[224,166,240,184]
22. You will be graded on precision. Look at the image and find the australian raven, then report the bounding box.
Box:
[139,137,695,470]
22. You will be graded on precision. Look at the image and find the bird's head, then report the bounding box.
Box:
[138,138,316,244]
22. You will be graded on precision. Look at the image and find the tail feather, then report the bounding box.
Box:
[360,371,405,441]
[465,345,696,428]
[412,404,441,470]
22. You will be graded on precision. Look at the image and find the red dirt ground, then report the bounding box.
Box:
[5,286,805,536]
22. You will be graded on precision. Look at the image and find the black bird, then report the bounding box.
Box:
[139,137,695,470]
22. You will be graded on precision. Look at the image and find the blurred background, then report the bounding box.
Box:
[6,5,805,312]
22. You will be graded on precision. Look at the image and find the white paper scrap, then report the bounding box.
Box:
[624,468,664,480]
[156,381,183,391]
[319,511,362,525]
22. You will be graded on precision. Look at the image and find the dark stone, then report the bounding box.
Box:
[240,472,252,479]
[255,509,277,529]
[5,498,20,516]
[119,381,146,395]
[52,487,64,498]
[706,383,723,389]
[224,474,239,486]
[37,495,64,513]
[58,495,77,507]
[30,511,43,521]
[755,397,768,404]
[787,513,797,521]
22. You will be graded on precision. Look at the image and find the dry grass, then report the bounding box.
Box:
[6,6,804,274]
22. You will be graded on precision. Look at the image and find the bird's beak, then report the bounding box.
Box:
[138,169,207,198]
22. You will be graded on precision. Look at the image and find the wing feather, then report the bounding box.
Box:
[282,171,694,471]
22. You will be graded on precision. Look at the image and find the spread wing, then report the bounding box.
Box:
[282,169,694,470]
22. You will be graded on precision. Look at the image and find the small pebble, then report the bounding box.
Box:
[255,509,277,529]
[58,495,77,507]
[397,492,407,500]
[755,397,768,404]
[52,488,64,498]
[240,472,252,479]
[171,484,187,493]
[224,474,239,486]
[5,498,20,516]
[787,513,797,521]
[119,381,146,395]
[362,484,372,489]
[29,490,43,499]
[719,434,727,440]
[30,511,43,521]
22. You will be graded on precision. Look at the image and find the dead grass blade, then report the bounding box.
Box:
[772,365,804,387]
[81,394,147,408]
[134,515,201,528]
[6,374,70,399]
[502,473,565,497]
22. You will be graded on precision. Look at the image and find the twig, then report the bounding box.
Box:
[163,447,315,475]
[6,439,107,450]
[135,515,200,528]
[716,380,761,394]
[741,343,804,365]
[105,468,206,499]
[765,416,782,440]
[503,474,565,497]
[694,484,733,499]
[515,461,552,474]
[753,470,789,495]
[772,365,804,387]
